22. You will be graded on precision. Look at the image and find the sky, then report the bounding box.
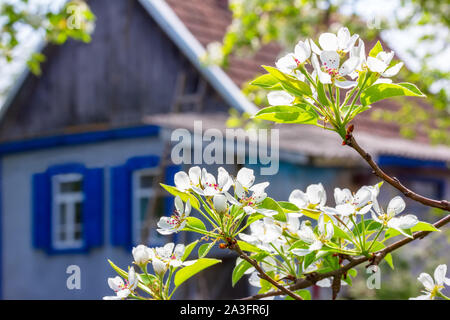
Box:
[0,0,448,107]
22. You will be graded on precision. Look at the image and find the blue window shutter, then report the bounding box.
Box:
[83,168,104,248]
[32,172,51,251]
[110,165,131,247]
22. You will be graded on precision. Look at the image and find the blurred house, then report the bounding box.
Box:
[0,0,448,300]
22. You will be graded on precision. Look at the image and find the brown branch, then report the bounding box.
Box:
[241,213,450,300]
[344,133,449,212]
[230,243,304,300]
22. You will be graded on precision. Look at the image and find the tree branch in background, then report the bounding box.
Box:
[343,128,450,212]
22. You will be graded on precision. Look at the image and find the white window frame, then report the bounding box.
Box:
[51,173,85,250]
[132,167,162,245]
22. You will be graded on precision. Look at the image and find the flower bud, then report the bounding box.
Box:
[213,194,228,214]
[152,258,168,276]
[132,244,152,266]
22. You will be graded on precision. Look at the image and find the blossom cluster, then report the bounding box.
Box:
[105,165,440,300]
[269,27,403,106]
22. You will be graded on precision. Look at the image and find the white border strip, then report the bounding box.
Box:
[138,0,258,114]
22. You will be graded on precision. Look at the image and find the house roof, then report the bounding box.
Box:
[144,112,450,164]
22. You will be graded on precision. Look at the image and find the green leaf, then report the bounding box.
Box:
[232,259,253,287]
[368,240,385,252]
[333,225,353,242]
[341,104,371,122]
[360,83,426,106]
[236,240,263,253]
[185,216,207,231]
[174,258,221,287]
[263,65,313,96]
[254,105,318,124]
[237,213,265,235]
[139,273,158,287]
[258,271,274,294]
[182,240,198,261]
[278,201,300,213]
[303,251,317,271]
[198,242,215,258]
[232,252,269,287]
[250,73,282,90]
[108,259,128,279]
[285,289,311,300]
[160,184,200,210]
[385,253,394,270]
[384,227,412,240]
[258,197,287,222]
[369,41,383,58]
[411,221,439,233]
[316,81,330,106]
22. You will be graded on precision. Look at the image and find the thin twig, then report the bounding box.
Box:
[230,243,304,300]
[344,132,450,212]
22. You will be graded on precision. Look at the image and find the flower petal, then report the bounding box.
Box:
[387,196,406,216]
[381,62,403,77]
[367,56,387,73]
[418,273,435,291]
[319,33,338,51]
[174,171,190,190]
[267,91,295,106]
[236,167,255,188]
[339,57,360,76]
[275,53,297,74]
[320,51,340,70]
[294,40,311,63]
[434,264,448,287]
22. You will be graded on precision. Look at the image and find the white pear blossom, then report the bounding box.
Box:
[289,183,327,211]
[174,166,202,191]
[132,244,153,266]
[348,39,367,79]
[324,186,373,216]
[157,196,191,235]
[151,243,196,276]
[370,196,418,238]
[239,218,282,250]
[292,214,334,256]
[213,194,228,214]
[410,264,450,300]
[312,52,359,88]
[267,90,295,106]
[200,167,233,196]
[275,53,307,81]
[228,168,270,213]
[367,50,403,77]
[276,53,297,74]
[310,27,359,55]
[103,267,138,300]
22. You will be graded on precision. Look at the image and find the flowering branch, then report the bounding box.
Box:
[343,129,450,212]
[230,242,304,300]
[241,213,450,300]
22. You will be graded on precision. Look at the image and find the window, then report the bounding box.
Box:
[132,168,165,245]
[52,174,84,249]
[32,163,103,254]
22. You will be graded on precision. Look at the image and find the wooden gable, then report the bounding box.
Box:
[0,0,229,142]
